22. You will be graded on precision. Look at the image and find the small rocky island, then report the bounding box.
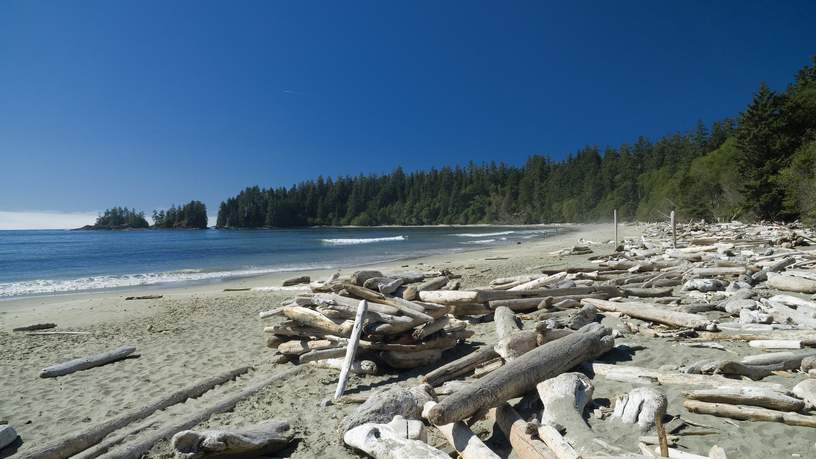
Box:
[78,201,208,230]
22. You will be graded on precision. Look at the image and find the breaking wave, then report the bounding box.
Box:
[0,265,332,298]
[321,235,406,245]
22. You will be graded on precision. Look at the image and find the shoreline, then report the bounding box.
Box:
[0,224,575,309]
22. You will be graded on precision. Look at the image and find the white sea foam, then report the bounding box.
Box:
[0,265,332,298]
[454,231,516,237]
[321,235,406,245]
[460,238,497,245]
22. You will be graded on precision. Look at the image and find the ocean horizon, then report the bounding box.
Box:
[0,225,561,298]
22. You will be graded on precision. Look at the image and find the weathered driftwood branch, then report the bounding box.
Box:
[335,299,368,399]
[581,298,718,331]
[684,387,804,412]
[683,400,816,428]
[589,363,786,391]
[427,323,613,425]
[18,366,252,459]
[40,345,137,378]
[421,345,499,387]
[422,401,500,459]
[171,420,292,459]
[12,322,57,332]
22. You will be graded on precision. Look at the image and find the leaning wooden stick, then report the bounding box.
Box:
[40,345,137,378]
[335,299,368,399]
[18,366,252,459]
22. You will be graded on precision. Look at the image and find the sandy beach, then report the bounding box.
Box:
[1,223,814,458]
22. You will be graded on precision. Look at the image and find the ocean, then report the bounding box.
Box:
[0,226,559,298]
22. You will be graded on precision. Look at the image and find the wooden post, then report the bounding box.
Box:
[613,209,618,248]
[335,300,368,399]
[670,210,676,249]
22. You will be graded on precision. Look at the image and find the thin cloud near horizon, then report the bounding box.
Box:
[0,210,99,230]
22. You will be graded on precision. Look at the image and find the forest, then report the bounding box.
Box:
[214,57,813,228]
[85,207,150,229]
[152,201,208,229]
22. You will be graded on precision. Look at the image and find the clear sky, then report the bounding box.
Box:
[0,1,813,228]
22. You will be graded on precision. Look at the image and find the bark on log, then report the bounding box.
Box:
[581,298,718,331]
[422,401,500,459]
[683,400,816,428]
[427,323,613,425]
[12,322,57,332]
[684,387,804,412]
[171,420,292,458]
[40,345,137,378]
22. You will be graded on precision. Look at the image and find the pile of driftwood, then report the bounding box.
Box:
[262,270,473,374]
[327,221,816,459]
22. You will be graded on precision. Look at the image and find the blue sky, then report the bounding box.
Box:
[0,1,813,228]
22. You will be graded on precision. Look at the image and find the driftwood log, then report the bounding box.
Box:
[427,323,613,425]
[343,416,446,459]
[581,298,718,331]
[610,387,667,431]
[342,384,434,433]
[537,372,595,456]
[421,345,499,387]
[12,323,57,332]
[684,387,804,412]
[683,400,816,428]
[171,420,292,458]
[488,404,555,459]
[40,345,137,378]
[335,299,368,399]
[18,366,252,459]
[422,401,500,459]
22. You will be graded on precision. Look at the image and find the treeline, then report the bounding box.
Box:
[152,201,208,229]
[89,207,149,229]
[85,201,208,229]
[217,58,816,228]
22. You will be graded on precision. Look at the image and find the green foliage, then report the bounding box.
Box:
[152,201,208,229]
[216,58,816,228]
[93,207,149,229]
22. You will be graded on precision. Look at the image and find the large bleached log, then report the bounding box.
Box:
[344,417,447,459]
[336,300,368,399]
[537,373,594,453]
[419,290,482,305]
[422,401,500,459]
[748,339,806,350]
[421,287,621,306]
[342,384,435,433]
[278,339,337,355]
[766,301,816,328]
[171,420,292,459]
[412,316,451,340]
[282,306,353,337]
[683,400,816,428]
[89,367,302,459]
[590,363,786,391]
[793,379,816,409]
[684,387,804,412]
[690,267,747,277]
[40,345,137,378]
[489,294,610,312]
[298,347,348,364]
[767,272,816,293]
[488,404,556,459]
[421,345,500,387]
[427,323,613,425]
[741,349,816,369]
[403,276,449,300]
[581,298,718,331]
[16,366,251,459]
